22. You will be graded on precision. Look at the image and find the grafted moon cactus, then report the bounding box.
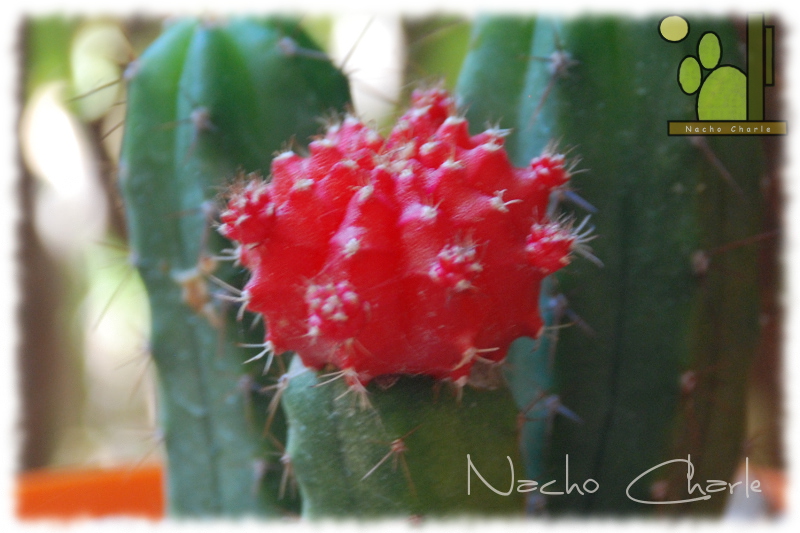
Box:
[219,87,581,388]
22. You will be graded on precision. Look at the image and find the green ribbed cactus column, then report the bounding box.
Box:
[456,15,765,515]
[118,17,350,516]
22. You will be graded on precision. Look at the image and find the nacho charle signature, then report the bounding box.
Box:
[467,454,761,505]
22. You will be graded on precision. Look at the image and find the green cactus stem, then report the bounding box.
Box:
[457,15,765,515]
[118,17,350,516]
[281,358,524,518]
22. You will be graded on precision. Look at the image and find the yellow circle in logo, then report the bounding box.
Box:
[660,16,689,42]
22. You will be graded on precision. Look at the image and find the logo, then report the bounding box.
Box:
[660,13,786,135]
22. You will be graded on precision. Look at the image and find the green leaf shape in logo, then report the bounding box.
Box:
[679,56,701,94]
[698,32,721,69]
[697,66,746,120]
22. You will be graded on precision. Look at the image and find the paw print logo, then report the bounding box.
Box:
[660,16,746,120]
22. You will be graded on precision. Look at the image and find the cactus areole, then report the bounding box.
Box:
[220,88,579,386]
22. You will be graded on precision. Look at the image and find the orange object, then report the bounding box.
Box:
[748,465,787,515]
[16,463,165,520]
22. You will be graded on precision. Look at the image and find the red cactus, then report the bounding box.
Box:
[219,88,580,386]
